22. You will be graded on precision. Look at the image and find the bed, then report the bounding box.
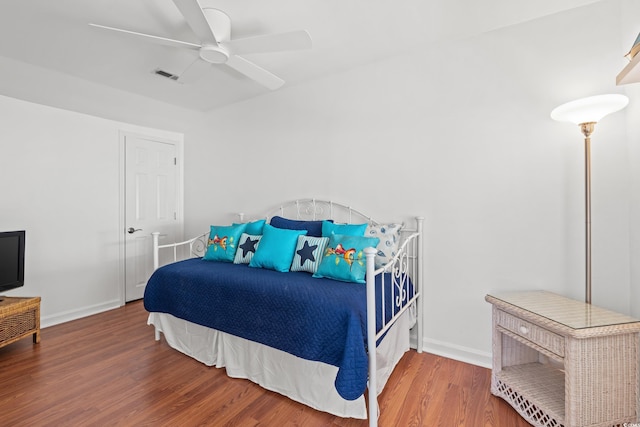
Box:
[144,199,423,427]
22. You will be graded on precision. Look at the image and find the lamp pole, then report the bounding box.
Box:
[550,94,628,304]
[580,122,595,305]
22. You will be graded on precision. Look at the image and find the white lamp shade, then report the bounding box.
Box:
[550,94,629,124]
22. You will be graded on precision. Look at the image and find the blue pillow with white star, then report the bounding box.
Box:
[233,233,262,264]
[290,236,329,274]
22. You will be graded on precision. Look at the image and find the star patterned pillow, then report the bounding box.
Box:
[233,233,262,264]
[290,236,329,274]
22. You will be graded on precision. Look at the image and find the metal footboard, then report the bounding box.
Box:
[365,217,423,427]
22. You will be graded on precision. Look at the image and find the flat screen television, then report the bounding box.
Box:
[0,230,26,300]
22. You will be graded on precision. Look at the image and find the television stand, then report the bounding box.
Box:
[0,296,41,348]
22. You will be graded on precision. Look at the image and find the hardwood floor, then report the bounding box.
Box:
[0,301,530,426]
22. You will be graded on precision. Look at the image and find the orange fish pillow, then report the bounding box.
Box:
[203,223,248,262]
[313,234,380,283]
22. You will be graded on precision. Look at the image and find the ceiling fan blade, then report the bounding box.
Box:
[89,23,200,50]
[202,8,231,43]
[225,55,285,90]
[172,0,219,44]
[177,58,212,84]
[226,30,312,55]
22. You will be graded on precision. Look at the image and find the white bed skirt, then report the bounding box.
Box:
[147,308,414,419]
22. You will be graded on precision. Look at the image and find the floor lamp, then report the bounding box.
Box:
[550,94,629,304]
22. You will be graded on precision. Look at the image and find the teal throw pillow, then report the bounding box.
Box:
[203,223,247,262]
[233,233,262,264]
[322,221,367,237]
[313,234,380,283]
[234,219,266,235]
[290,236,329,274]
[249,224,307,272]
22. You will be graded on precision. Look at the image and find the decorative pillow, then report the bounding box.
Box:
[249,224,307,272]
[234,219,266,235]
[269,216,330,237]
[203,223,247,262]
[290,236,329,274]
[321,221,367,237]
[313,234,380,284]
[233,233,262,264]
[365,223,404,268]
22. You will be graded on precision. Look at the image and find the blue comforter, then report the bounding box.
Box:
[143,258,412,400]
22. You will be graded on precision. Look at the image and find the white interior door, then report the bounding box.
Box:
[124,134,178,301]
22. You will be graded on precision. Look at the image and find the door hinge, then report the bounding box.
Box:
[174,212,177,220]
[174,157,177,165]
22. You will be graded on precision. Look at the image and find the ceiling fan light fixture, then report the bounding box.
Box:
[199,45,229,64]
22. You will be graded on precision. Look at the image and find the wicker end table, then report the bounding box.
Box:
[486,291,640,427]
[0,296,41,349]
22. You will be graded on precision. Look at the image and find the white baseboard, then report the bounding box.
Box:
[41,299,122,329]
[411,335,492,369]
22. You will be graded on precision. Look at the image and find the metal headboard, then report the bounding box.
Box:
[265,198,380,225]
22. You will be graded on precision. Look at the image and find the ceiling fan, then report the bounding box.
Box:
[90,0,312,90]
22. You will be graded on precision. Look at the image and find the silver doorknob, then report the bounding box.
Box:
[127,227,142,234]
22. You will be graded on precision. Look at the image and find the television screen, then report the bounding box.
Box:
[0,230,25,294]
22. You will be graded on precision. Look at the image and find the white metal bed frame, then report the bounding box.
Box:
[150,199,423,427]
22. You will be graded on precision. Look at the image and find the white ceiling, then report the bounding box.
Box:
[0,0,600,112]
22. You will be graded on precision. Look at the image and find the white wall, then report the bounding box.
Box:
[184,0,640,366]
[0,94,184,326]
[0,52,204,326]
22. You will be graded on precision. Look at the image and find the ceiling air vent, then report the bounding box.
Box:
[153,69,178,81]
